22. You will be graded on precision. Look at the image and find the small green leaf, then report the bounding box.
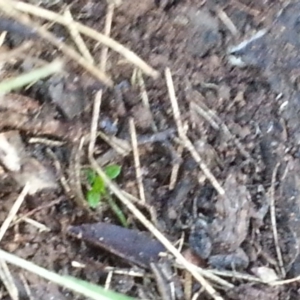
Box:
[105,164,121,179]
[93,176,106,194]
[86,169,96,185]
[87,190,102,208]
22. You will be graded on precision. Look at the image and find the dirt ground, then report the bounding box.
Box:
[1,0,300,299]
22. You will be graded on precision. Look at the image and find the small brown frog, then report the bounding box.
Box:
[189,172,252,269]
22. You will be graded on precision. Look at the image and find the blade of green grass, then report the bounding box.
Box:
[0,249,135,300]
[106,195,128,228]
[0,60,63,94]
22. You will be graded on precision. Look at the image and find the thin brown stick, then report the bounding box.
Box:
[0,259,19,300]
[98,131,131,155]
[269,162,285,278]
[28,137,65,147]
[104,271,113,290]
[270,275,300,286]
[100,3,114,71]
[216,8,238,36]
[12,198,63,227]
[169,144,183,190]
[0,184,30,241]
[207,268,265,283]
[191,100,252,161]
[137,70,158,132]
[165,68,226,197]
[129,117,146,203]
[169,123,187,191]
[88,90,102,158]
[192,288,204,300]
[0,2,113,87]
[8,0,160,79]
[19,274,33,300]
[22,217,50,232]
[176,263,234,288]
[64,8,94,64]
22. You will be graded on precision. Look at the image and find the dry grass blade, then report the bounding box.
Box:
[165,68,226,197]
[270,275,300,286]
[169,124,187,190]
[129,117,146,203]
[98,131,131,155]
[22,217,50,232]
[168,144,183,190]
[64,8,94,64]
[208,268,266,283]
[0,259,19,300]
[8,0,160,79]
[136,70,158,132]
[0,2,113,87]
[150,262,173,300]
[19,274,33,300]
[0,184,30,300]
[216,8,238,36]
[190,100,252,161]
[100,3,114,71]
[269,163,285,278]
[12,198,62,227]
[104,271,113,290]
[0,183,30,241]
[88,90,102,158]
[180,264,234,288]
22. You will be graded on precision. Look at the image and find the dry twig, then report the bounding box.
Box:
[129,118,146,203]
[7,0,160,79]
[216,8,238,36]
[190,100,252,161]
[165,68,226,197]
[64,8,94,64]
[0,184,30,300]
[0,2,113,87]
[0,184,30,241]
[99,2,114,71]
[0,259,19,300]
[269,163,285,278]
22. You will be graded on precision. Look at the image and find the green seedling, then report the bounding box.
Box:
[85,164,127,227]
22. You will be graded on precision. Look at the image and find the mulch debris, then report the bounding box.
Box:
[1,0,300,299]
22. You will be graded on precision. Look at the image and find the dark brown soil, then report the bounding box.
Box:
[1,0,300,299]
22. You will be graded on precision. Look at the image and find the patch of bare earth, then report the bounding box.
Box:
[0,0,300,299]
